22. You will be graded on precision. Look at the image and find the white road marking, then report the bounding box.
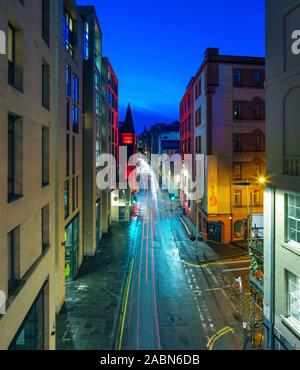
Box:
[217,259,250,266]
[223,267,250,273]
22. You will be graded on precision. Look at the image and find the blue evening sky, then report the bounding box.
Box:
[78,0,265,134]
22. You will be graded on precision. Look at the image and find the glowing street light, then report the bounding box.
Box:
[258,177,266,185]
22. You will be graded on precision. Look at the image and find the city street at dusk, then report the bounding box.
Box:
[57,166,252,351]
[1,0,300,356]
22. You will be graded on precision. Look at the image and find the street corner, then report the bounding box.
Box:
[206,326,242,351]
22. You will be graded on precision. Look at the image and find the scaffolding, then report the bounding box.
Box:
[248,226,264,350]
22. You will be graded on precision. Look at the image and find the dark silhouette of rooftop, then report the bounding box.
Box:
[119,104,136,134]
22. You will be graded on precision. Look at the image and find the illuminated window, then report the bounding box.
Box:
[83,19,89,60]
[72,105,78,133]
[63,9,74,57]
[72,74,79,103]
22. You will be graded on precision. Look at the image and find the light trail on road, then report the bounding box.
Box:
[120,161,245,350]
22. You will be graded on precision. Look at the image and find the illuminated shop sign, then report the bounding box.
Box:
[122,133,133,145]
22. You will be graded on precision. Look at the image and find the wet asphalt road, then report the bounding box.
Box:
[121,179,244,350]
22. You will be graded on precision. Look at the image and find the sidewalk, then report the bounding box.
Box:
[181,215,248,263]
[56,222,136,350]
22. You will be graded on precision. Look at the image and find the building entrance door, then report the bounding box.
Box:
[207,222,222,243]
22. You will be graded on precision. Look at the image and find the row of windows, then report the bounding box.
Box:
[233,101,264,120]
[286,195,300,326]
[181,116,192,134]
[108,70,118,95]
[8,0,51,92]
[181,68,264,114]
[233,189,261,206]
[181,95,192,114]
[95,69,101,116]
[233,134,262,152]
[181,100,264,130]
[181,138,192,155]
[233,163,263,179]
[21,2,87,62]
[181,135,263,154]
[107,88,117,109]
[233,69,263,88]
[17,0,50,45]
[8,23,51,109]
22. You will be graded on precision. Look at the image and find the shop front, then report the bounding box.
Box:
[65,214,80,282]
[207,221,222,243]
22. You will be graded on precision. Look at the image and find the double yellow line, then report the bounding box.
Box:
[207,327,235,350]
[117,258,135,350]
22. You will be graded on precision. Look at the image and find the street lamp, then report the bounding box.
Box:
[170,193,176,212]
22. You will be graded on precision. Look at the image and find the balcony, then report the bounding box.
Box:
[283,157,300,177]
